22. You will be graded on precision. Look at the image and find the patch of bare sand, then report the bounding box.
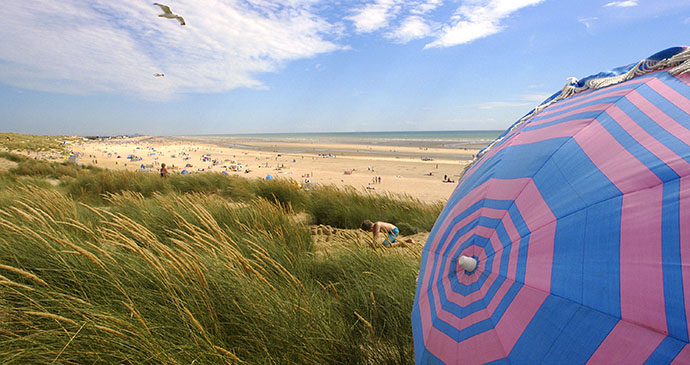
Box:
[0,158,18,171]
[310,224,429,256]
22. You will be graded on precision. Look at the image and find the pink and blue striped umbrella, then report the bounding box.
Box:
[412,47,690,364]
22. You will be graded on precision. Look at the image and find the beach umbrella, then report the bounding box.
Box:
[412,46,690,363]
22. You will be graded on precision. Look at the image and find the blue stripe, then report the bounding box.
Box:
[506,294,580,362]
[551,210,587,304]
[422,207,531,340]
[583,197,622,318]
[537,74,658,112]
[645,336,686,364]
[529,95,624,123]
[542,306,618,363]
[523,110,605,131]
[411,302,446,364]
[436,223,507,316]
[635,84,690,164]
[656,70,690,117]
[597,107,680,182]
[662,179,688,341]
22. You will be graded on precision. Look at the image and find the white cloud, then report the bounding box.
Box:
[0,0,342,99]
[425,0,545,48]
[346,0,401,33]
[476,92,551,109]
[387,16,433,43]
[604,0,638,7]
[0,0,551,99]
[578,16,599,30]
[477,101,532,110]
[410,0,444,15]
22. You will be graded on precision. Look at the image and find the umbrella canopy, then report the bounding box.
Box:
[412,46,690,364]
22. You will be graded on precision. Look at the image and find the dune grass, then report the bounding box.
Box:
[0,158,440,363]
[0,133,75,153]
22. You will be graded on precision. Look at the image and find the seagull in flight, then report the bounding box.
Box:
[153,3,185,26]
[154,73,165,77]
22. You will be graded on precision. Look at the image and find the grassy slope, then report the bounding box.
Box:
[0,151,442,364]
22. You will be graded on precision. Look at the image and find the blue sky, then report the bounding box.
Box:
[1,0,689,136]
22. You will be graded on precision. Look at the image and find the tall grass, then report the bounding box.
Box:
[54,167,443,234]
[0,133,75,152]
[0,185,426,363]
[309,185,443,234]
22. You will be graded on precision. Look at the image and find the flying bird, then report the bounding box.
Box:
[153,3,185,26]
[154,73,165,77]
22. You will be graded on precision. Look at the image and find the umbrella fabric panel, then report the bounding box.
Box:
[413,66,690,364]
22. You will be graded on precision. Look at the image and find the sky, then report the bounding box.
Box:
[1,0,689,136]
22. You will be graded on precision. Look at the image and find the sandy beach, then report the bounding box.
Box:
[70,135,483,202]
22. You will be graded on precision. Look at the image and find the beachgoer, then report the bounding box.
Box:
[360,220,414,247]
[160,163,168,177]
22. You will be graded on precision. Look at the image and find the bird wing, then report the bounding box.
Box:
[176,16,185,25]
[153,3,173,15]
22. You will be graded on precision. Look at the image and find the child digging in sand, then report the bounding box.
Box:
[361,220,414,247]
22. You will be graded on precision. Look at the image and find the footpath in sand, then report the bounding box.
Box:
[70,136,481,203]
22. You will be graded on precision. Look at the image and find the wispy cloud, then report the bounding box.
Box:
[387,15,434,43]
[424,0,545,48]
[578,16,599,30]
[346,0,401,33]
[476,92,551,110]
[0,0,342,99]
[604,0,638,7]
[0,0,550,99]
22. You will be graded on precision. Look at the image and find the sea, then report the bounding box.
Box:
[198,130,502,150]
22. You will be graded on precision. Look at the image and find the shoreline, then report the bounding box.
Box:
[70,135,486,203]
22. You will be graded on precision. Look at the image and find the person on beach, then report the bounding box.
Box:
[361,220,414,247]
[160,163,168,177]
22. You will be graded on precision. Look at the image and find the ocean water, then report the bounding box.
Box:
[201,130,503,149]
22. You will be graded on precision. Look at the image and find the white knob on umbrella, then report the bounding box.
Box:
[458,255,477,272]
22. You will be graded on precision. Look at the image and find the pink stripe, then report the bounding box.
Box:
[608,101,690,177]
[438,228,516,326]
[674,71,690,88]
[620,186,667,334]
[530,103,611,127]
[523,221,557,292]
[682,176,690,342]
[672,344,690,364]
[588,320,664,364]
[436,213,519,313]
[626,88,690,141]
[418,178,538,352]
[512,118,594,146]
[494,285,549,353]
[467,117,592,177]
[424,325,506,364]
[573,120,661,193]
[637,78,690,132]
[536,77,651,117]
[441,207,523,298]
[437,226,494,308]
[537,89,633,118]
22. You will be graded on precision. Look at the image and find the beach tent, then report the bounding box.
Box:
[265,174,274,180]
[412,47,690,363]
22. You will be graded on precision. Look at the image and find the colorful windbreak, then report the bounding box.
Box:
[412,47,690,364]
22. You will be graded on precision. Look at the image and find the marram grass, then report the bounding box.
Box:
[0,183,427,363]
